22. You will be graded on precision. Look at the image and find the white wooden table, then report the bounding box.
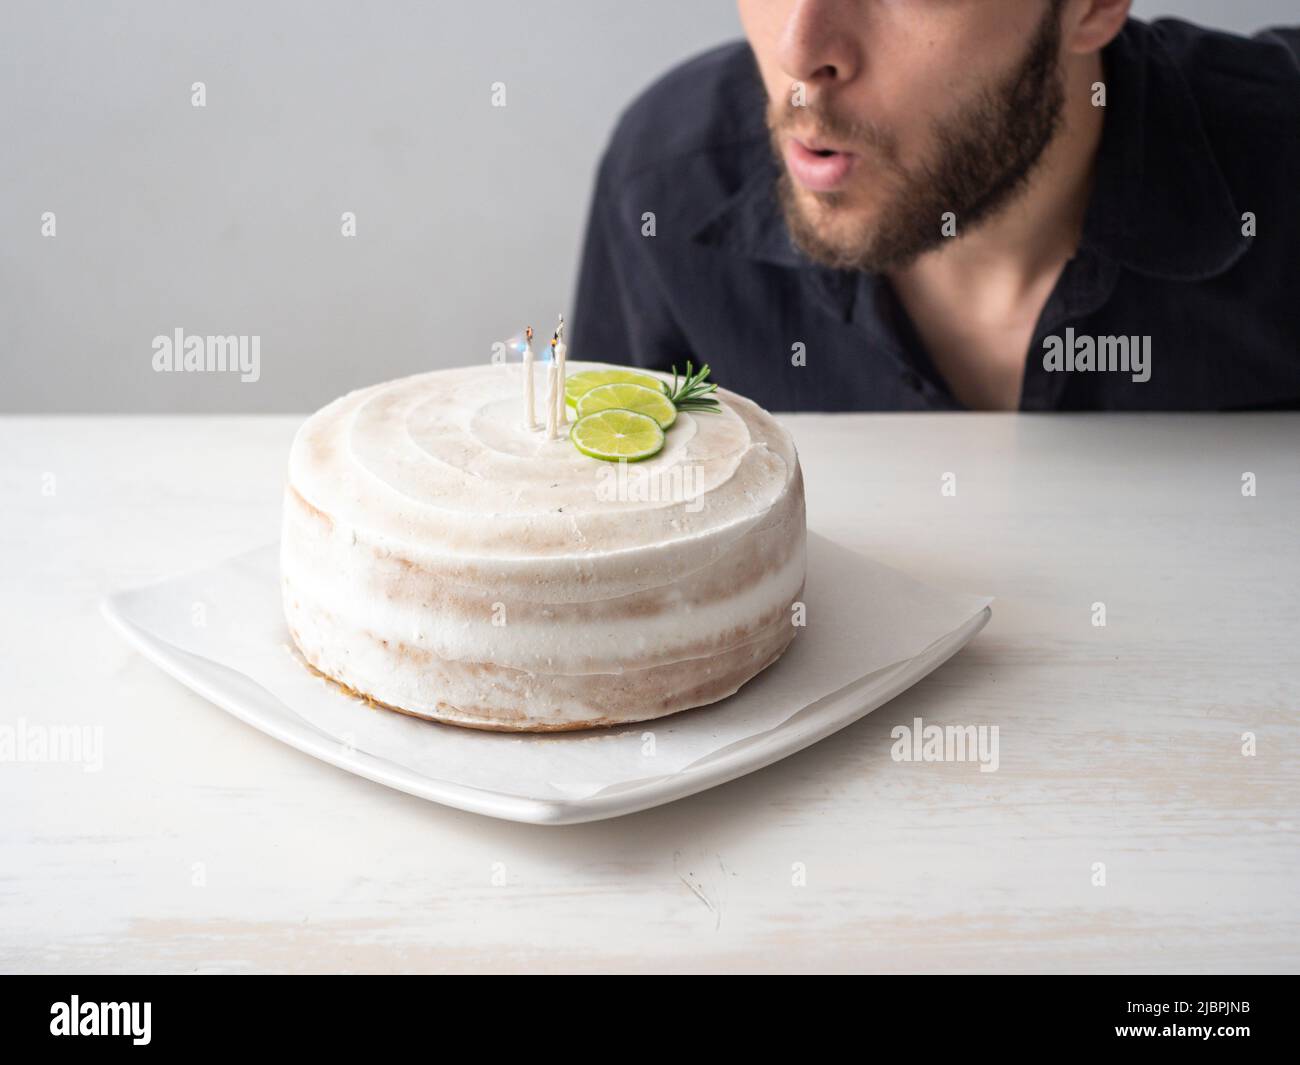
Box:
[3,414,1297,973]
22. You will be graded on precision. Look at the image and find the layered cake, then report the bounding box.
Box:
[281,361,806,731]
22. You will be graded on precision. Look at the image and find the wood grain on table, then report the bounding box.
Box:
[2,413,1297,973]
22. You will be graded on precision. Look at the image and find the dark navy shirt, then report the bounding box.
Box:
[571,19,1300,411]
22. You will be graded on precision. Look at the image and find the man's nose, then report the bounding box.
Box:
[776,0,861,90]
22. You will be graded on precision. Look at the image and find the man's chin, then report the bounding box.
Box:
[782,187,886,268]
[779,173,947,273]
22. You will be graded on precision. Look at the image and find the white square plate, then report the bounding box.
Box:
[103,536,990,824]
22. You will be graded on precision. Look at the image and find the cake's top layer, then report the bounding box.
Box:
[288,362,798,562]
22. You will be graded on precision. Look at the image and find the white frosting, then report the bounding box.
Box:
[281,362,806,729]
[291,363,787,549]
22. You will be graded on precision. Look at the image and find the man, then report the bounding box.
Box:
[571,1,1300,411]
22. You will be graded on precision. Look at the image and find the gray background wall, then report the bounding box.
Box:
[1,0,1291,412]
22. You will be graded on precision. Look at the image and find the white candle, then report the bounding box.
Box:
[523,327,537,430]
[555,315,567,428]
[545,357,559,439]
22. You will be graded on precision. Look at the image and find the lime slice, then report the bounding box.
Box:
[569,408,665,462]
[577,382,677,429]
[565,368,664,409]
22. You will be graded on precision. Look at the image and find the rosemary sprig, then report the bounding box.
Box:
[663,361,721,414]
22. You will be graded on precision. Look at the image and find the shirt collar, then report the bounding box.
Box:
[691,143,807,269]
[691,19,1250,283]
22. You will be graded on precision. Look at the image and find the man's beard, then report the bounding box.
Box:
[770,5,1066,273]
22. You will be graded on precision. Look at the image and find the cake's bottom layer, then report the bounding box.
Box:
[285,599,801,732]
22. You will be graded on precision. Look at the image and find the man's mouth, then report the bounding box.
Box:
[784,136,857,193]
